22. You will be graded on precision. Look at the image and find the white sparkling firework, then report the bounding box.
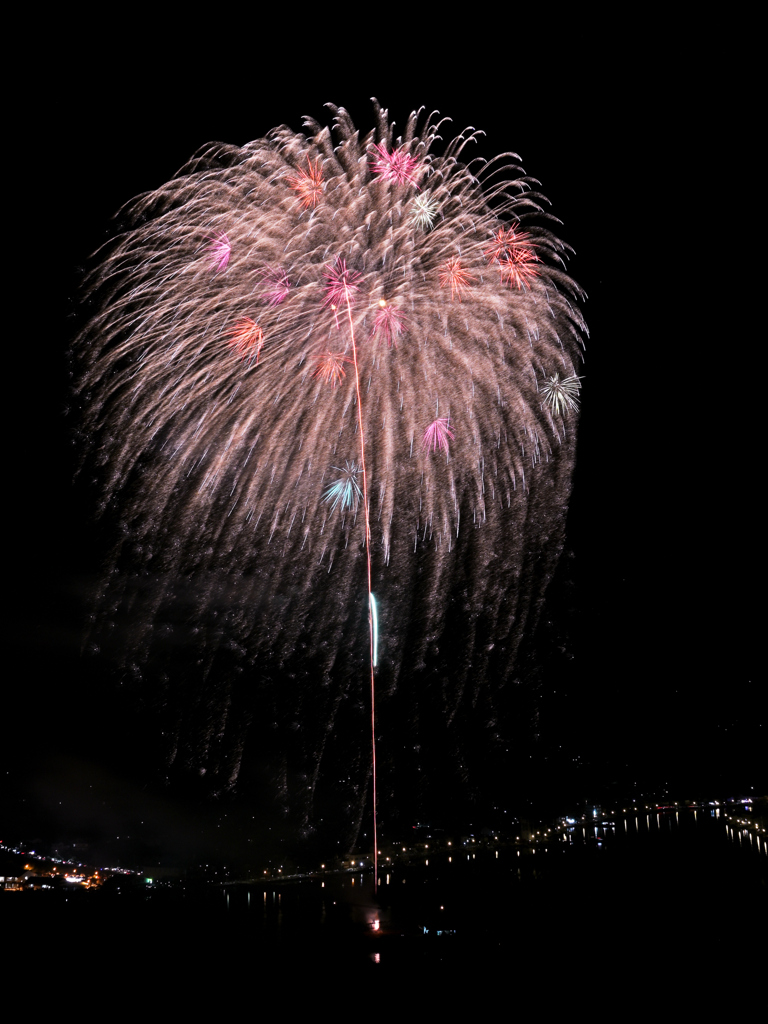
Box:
[411,191,439,230]
[540,373,583,416]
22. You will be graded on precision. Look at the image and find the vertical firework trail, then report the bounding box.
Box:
[344,290,378,884]
[77,102,587,853]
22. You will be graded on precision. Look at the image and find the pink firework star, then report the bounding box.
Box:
[287,157,324,208]
[500,247,540,290]
[369,143,422,188]
[372,301,408,347]
[227,317,264,363]
[422,417,455,454]
[439,257,475,302]
[323,258,361,310]
[259,266,291,306]
[207,233,231,272]
[313,351,351,386]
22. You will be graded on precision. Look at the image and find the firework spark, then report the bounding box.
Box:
[369,143,421,187]
[411,191,438,230]
[207,232,231,272]
[540,373,582,416]
[77,101,586,847]
[483,225,532,264]
[323,461,363,512]
[313,351,351,386]
[259,266,291,305]
[439,257,475,301]
[484,226,539,288]
[372,301,407,347]
[422,417,455,454]
[227,317,264,362]
[288,157,324,207]
[500,248,540,290]
[324,257,361,308]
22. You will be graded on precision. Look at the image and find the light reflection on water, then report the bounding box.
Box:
[12,812,762,973]
[210,807,767,967]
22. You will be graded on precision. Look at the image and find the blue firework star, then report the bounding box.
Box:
[322,461,363,512]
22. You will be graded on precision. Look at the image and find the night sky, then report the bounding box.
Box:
[6,20,762,866]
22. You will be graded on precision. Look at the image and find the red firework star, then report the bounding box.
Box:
[227,317,264,362]
[313,351,351,386]
[287,158,324,208]
[372,301,408,347]
[439,257,475,301]
[369,144,422,187]
[499,248,540,290]
[483,225,532,265]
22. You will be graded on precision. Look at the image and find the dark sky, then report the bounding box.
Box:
[6,21,762,861]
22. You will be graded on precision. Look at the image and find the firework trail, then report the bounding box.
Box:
[76,101,586,847]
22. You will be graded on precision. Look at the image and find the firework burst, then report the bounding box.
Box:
[411,191,438,230]
[422,417,455,454]
[77,100,587,844]
[372,301,407,347]
[259,266,292,305]
[206,232,231,271]
[483,225,532,264]
[323,257,361,308]
[540,373,582,416]
[485,225,540,289]
[227,317,264,363]
[439,257,475,301]
[288,157,324,208]
[313,351,351,386]
[323,461,363,512]
[369,143,422,187]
